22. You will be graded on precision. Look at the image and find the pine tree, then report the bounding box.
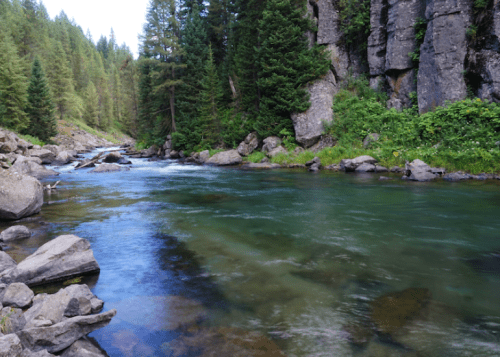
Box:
[0,33,29,131]
[198,45,223,148]
[255,0,330,137]
[48,41,75,120]
[83,81,99,127]
[25,57,56,141]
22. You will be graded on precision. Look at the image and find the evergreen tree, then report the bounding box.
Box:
[255,0,330,137]
[0,33,29,131]
[48,41,75,119]
[25,57,56,141]
[83,81,99,127]
[198,45,222,148]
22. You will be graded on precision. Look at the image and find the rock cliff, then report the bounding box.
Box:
[294,0,500,146]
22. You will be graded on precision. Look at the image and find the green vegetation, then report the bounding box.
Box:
[408,17,428,66]
[338,0,371,50]
[0,0,137,143]
[257,77,500,174]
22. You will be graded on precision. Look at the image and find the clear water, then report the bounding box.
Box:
[4,149,500,356]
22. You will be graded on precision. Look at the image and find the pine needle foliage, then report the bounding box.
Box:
[255,0,330,138]
[25,57,57,141]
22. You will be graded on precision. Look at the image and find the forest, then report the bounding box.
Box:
[0,0,332,151]
[1,0,500,173]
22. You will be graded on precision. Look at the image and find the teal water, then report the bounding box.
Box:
[8,150,500,356]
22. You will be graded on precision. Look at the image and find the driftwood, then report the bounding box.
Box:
[44,180,60,191]
[75,150,121,170]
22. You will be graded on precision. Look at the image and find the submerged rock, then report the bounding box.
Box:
[370,287,432,335]
[60,337,107,357]
[340,155,378,172]
[306,157,322,172]
[90,164,129,173]
[0,171,43,220]
[0,235,100,286]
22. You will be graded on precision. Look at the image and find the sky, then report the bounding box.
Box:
[42,0,150,58]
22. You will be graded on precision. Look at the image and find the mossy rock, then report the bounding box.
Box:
[370,288,432,335]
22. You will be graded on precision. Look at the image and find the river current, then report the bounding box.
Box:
[4,147,500,356]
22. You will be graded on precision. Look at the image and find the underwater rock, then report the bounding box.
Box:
[370,287,432,335]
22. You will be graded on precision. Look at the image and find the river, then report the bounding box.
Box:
[5,147,500,356]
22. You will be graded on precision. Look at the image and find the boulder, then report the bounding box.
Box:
[237,133,259,156]
[0,307,26,333]
[443,172,473,181]
[362,133,380,148]
[16,309,117,353]
[21,350,55,356]
[306,157,322,172]
[2,283,34,308]
[24,284,103,329]
[375,165,389,173]
[0,140,18,154]
[0,252,16,274]
[103,152,122,163]
[11,157,59,179]
[206,150,242,166]
[355,163,376,172]
[43,145,62,156]
[390,166,404,173]
[0,333,22,356]
[0,171,43,220]
[198,150,210,164]
[267,146,287,158]
[116,158,131,165]
[0,235,100,286]
[404,159,438,181]
[29,149,55,165]
[60,337,107,357]
[324,164,340,171]
[0,226,31,242]
[261,137,282,153]
[52,151,75,166]
[340,155,378,172]
[141,146,157,158]
[309,135,335,153]
[90,164,129,173]
[291,70,337,147]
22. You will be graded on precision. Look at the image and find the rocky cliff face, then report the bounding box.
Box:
[294,0,500,146]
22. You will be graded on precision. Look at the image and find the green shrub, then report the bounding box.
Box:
[18,134,45,147]
[246,151,266,163]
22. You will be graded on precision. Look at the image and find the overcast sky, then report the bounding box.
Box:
[42,0,150,57]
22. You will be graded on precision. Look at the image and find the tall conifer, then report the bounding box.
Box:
[0,33,29,131]
[48,41,75,120]
[255,0,330,137]
[83,81,99,127]
[25,57,56,141]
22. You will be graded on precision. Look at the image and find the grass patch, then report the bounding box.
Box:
[17,134,45,147]
[246,151,266,163]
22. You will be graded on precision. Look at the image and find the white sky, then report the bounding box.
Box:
[41,0,150,58]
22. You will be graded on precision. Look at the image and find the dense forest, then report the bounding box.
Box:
[0,0,330,151]
[0,0,139,141]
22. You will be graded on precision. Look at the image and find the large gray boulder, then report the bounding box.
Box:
[237,132,259,156]
[0,333,23,356]
[16,309,117,353]
[102,152,122,163]
[206,150,242,166]
[0,306,26,333]
[61,337,107,357]
[0,252,16,274]
[0,235,100,286]
[0,171,43,220]
[0,225,31,242]
[261,137,282,153]
[29,149,55,165]
[267,146,287,158]
[417,0,471,113]
[24,284,103,329]
[404,159,438,181]
[11,157,59,179]
[52,151,75,166]
[2,283,34,308]
[340,155,378,172]
[291,70,337,148]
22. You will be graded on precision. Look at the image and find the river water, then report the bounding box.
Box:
[6,148,500,356]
